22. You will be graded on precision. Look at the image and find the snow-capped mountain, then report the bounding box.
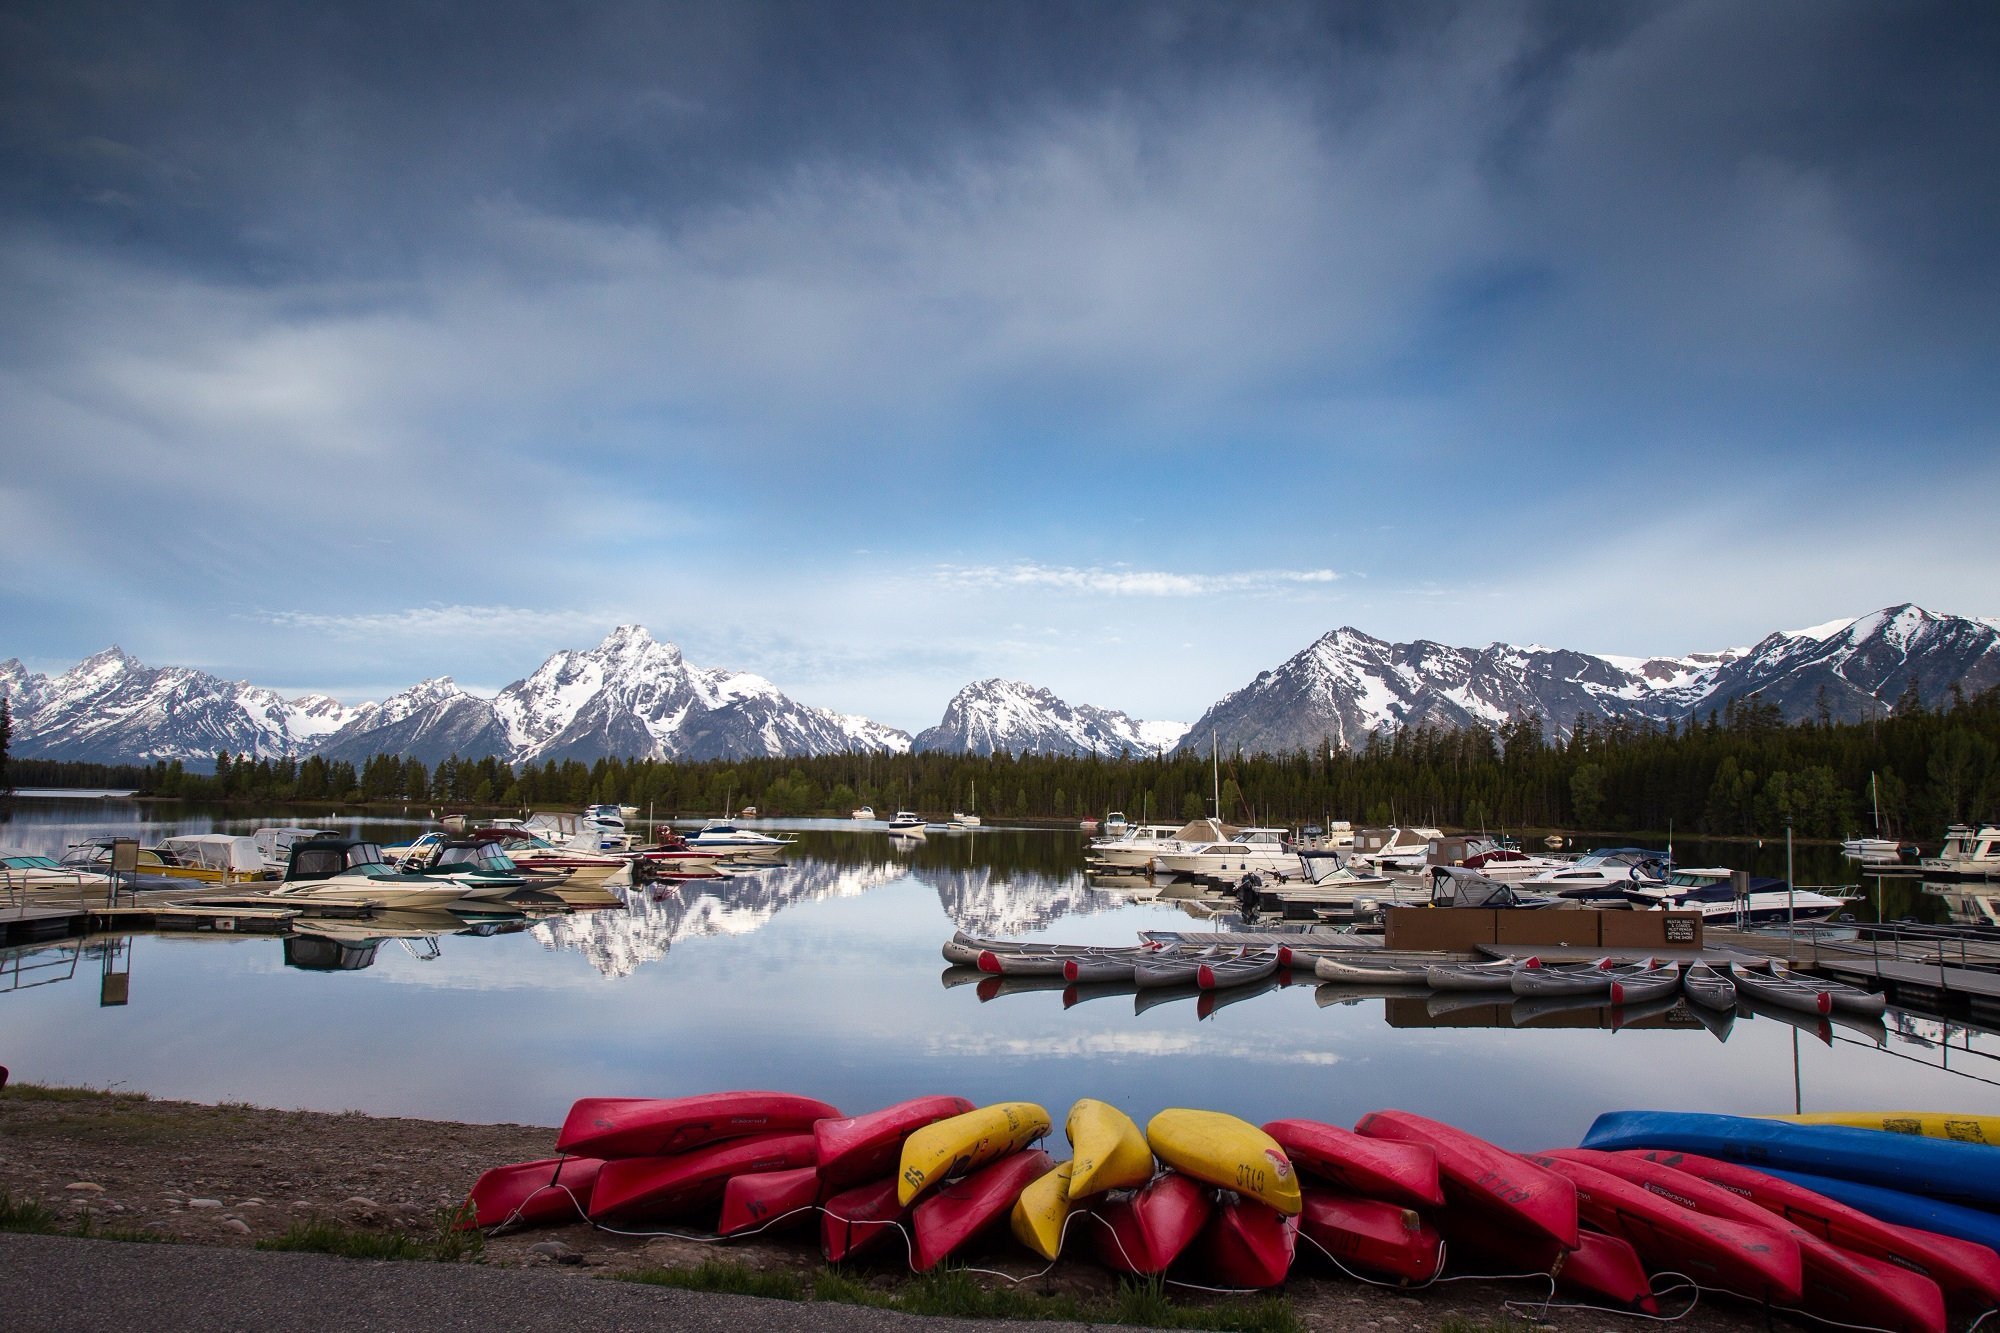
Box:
[1179,603,1999,755]
[1,647,364,765]
[912,679,1189,756]
[313,625,912,766]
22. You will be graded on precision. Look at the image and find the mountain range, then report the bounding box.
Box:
[4,604,1995,770]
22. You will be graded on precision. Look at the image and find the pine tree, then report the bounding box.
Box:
[0,694,12,799]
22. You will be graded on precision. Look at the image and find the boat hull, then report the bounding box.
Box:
[1295,1187,1442,1284]
[1356,1108,1578,1250]
[898,1102,1050,1205]
[911,1148,1053,1272]
[1089,1170,1213,1275]
[1147,1108,1301,1216]
[1066,1098,1155,1199]
[718,1165,819,1237]
[815,1095,975,1195]
[588,1132,819,1224]
[556,1090,841,1159]
[1262,1118,1442,1209]
[1191,1196,1296,1288]
[462,1156,603,1229]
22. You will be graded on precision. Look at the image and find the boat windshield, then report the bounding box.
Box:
[2,855,64,870]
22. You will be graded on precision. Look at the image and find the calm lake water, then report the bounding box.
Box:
[3,799,1994,1147]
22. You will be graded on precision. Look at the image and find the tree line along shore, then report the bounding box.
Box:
[6,685,1996,842]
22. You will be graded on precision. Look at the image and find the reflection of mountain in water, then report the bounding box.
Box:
[532,858,908,978]
[906,861,1120,937]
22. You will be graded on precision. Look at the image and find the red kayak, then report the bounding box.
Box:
[1552,1149,1945,1333]
[1523,1152,1802,1303]
[461,1156,603,1230]
[821,1176,909,1263]
[911,1148,1053,1272]
[1263,1119,1443,1208]
[718,1166,820,1238]
[588,1132,818,1225]
[1294,1186,1442,1284]
[1189,1196,1296,1288]
[556,1091,840,1159]
[816,1095,975,1196]
[1090,1171,1214,1275]
[1635,1148,2000,1324]
[1559,1231,1660,1314]
[1356,1109,1578,1249]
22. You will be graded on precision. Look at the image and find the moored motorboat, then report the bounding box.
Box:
[885,811,926,834]
[264,838,475,909]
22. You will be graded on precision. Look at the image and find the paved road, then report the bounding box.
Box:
[0,1233,1112,1332]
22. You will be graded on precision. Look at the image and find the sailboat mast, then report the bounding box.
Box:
[1211,730,1220,819]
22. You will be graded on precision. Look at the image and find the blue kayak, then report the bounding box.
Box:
[1763,1168,2000,1252]
[1580,1110,2000,1209]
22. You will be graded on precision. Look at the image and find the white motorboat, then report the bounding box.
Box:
[1841,837,1905,862]
[1152,828,1297,881]
[1,850,114,893]
[1634,869,1854,924]
[1088,820,1221,870]
[1923,825,2000,880]
[524,810,631,851]
[851,805,876,820]
[685,819,796,853]
[885,811,926,834]
[265,838,474,909]
[583,804,627,832]
[1520,847,1669,898]
[1346,826,1445,874]
[1102,811,1129,837]
[150,834,272,883]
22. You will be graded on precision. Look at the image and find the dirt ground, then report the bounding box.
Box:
[0,1085,1773,1332]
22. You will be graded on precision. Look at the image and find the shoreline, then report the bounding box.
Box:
[0,1083,1768,1330]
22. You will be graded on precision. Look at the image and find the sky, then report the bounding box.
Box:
[3,0,1997,733]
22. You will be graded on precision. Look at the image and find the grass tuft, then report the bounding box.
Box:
[0,1190,62,1234]
[2,1081,152,1104]
[615,1258,1302,1330]
[256,1207,482,1263]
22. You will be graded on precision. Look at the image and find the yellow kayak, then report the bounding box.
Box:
[1066,1098,1155,1199]
[1769,1112,2000,1146]
[898,1101,1051,1205]
[1009,1160,1075,1259]
[1146,1107,1301,1215]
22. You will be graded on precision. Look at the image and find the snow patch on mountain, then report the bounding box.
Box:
[911,679,1184,756]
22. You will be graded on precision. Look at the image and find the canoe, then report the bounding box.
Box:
[1089,1170,1214,1275]
[1509,958,1615,998]
[1191,1196,1296,1288]
[1009,1161,1076,1260]
[820,1176,908,1262]
[1294,1186,1443,1284]
[718,1165,819,1237]
[1262,1118,1443,1208]
[1606,965,1681,1006]
[911,1148,1053,1271]
[1313,957,1434,986]
[1580,1110,2000,1210]
[1763,1167,2000,1253]
[1424,959,1523,991]
[1780,967,1888,1018]
[1681,962,1737,1011]
[976,950,1073,977]
[1730,964,1833,1016]
[1543,1149,1944,1332]
[1133,950,1215,989]
[461,1155,603,1229]
[1523,1152,1803,1302]
[1355,1109,1577,1250]
[1066,1099,1156,1198]
[898,1101,1051,1205]
[1635,1148,2000,1322]
[589,1131,818,1224]
[1064,953,1149,983]
[556,1090,840,1159]
[815,1095,975,1195]
[1769,1111,2000,1145]
[1147,1108,1301,1215]
[1196,949,1282,991]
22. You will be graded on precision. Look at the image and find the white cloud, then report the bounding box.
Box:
[934,562,1340,598]
[257,604,616,642]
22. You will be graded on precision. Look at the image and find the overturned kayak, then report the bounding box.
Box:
[1581,1110,2000,1210]
[820,1176,907,1262]
[462,1155,603,1229]
[718,1165,818,1237]
[1357,1109,1577,1250]
[1090,1170,1214,1275]
[1294,1186,1443,1284]
[556,1090,840,1159]
[1191,1195,1296,1288]
[1010,1160,1077,1261]
[1067,1098,1155,1199]
[815,1094,974,1195]
[1147,1107,1301,1215]
[1262,1118,1442,1209]
[898,1101,1051,1205]
[1769,1110,2000,1145]
[911,1147,1053,1271]
[589,1131,819,1224]
[1636,1148,2000,1323]
[1544,1148,1943,1333]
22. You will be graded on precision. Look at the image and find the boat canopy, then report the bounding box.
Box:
[1168,818,1240,842]
[1429,865,1559,909]
[158,834,266,872]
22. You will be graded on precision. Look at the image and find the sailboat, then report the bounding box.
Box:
[1842,773,1903,862]
[951,780,982,828]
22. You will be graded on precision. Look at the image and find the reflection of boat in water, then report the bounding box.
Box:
[1063,979,1140,1009]
[975,972,1068,1002]
[940,965,984,989]
[1313,982,1422,1008]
